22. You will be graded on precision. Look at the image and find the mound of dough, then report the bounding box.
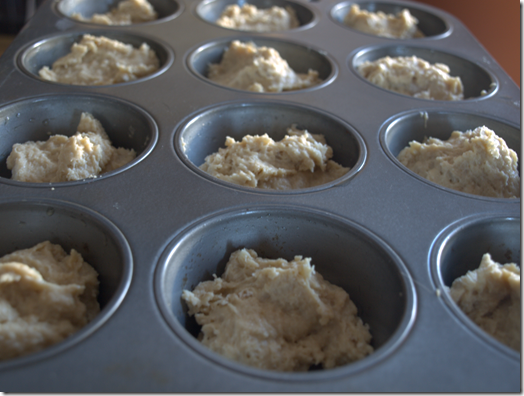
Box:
[71,0,158,25]
[397,126,520,198]
[207,40,321,92]
[357,56,463,100]
[216,4,299,32]
[449,254,520,351]
[38,34,159,85]
[0,241,100,361]
[7,112,136,183]
[344,4,424,38]
[182,248,373,371]
[199,125,349,190]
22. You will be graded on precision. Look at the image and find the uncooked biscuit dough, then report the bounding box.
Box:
[449,254,520,351]
[71,0,158,25]
[0,241,100,361]
[7,112,136,183]
[199,125,349,190]
[207,40,322,92]
[182,248,373,371]
[357,56,464,100]
[397,126,520,198]
[344,4,424,39]
[216,4,299,32]
[38,34,159,86]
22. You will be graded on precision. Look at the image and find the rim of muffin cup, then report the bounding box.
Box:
[350,45,498,101]
[0,198,133,368]
[429,214,520,360]
[173,100,366,194]
[195,0,317,31]
[16,31,174,87]
[330,1,450,39]
[154,204,417,379]
[0,94,158,187]
[186,36,338,94]
[55,0,184,25]
[379,108,521,201]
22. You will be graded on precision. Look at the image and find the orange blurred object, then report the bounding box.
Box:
[413,0,520,86]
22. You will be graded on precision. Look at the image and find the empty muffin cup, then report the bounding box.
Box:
[330,1,448,38]
[187,37,336,92]
[430,214,520,358]
[154,205,416,378]
[351,45,496,100]
[380,109,520,199]
[174,100,366,192]
[196,0,316,30]
[56,0,182,24]
[0,94,158,186]
[17,31,173,86]
[0,198,133,366]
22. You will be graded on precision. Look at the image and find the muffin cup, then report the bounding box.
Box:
[187,36,337,93]
[174,100,366,193]
[17,31,174,86]
[155,205,416,378]
[379,109,520,200]
[351,45,497,100]
[195,0,316,30]
[430,214,520,359]
[0,198,133,367]
[0,94,158,187]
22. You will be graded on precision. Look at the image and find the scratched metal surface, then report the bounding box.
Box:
[0,0,520,391]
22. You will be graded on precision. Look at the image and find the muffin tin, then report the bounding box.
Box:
[0,0,520,392]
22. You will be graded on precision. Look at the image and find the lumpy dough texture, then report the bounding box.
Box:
[71,0,157,25]
[344,4,424,39]
[199,125,349,190]
[38,34,159,85]
[207,40,322,92]
[182,249,373,371]
[449,254,520,351]
[216,4,299,32]
[397,126,520,198]
[7,112,136,183]
[0,241,100,361]
[357,56,464,100]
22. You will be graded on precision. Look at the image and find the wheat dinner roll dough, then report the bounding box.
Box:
[449,253,520,351]
[357,55,464,100]
[0,241,100,361]
[7,112,136,183]
[38,34,159,86]
[208,40,322,92]
[397,126,520,198]
[71,0,158,25]
[199,125,349,189]
[182,248,373,371]
[216,4,299,31]
[344,4,424,39]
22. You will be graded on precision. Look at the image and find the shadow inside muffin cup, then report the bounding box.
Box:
[17,31,173,86]
[187,37,336,93]
[380,109,520,198]
[430,215,520,358]
[155,206,416,377]
[56,0,182,23]
[0,94,158,186]
[196,0,315,30]
[174,100,365,192]
[0,198,133,366]
[351,45,497,100]
[330,1,449,38]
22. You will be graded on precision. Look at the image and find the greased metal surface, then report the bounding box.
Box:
[0,0,520,392]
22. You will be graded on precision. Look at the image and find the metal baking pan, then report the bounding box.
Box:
[0,0,519,391]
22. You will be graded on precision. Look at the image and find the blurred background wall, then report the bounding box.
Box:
[0,0,521,86]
